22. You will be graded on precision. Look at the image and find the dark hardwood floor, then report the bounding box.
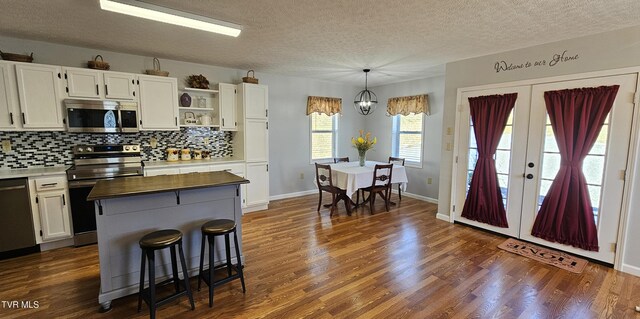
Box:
[1,195,639,318]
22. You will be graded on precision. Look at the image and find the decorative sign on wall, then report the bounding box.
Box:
[494,50,580,73]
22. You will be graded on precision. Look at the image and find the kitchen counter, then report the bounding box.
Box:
[143,157,244,169]
[88,171,248,200]
[0,166,69,180]
[91,170,248,311]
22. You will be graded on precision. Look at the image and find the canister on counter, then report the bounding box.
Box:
[180,148,191,161]
[166,148,179,162]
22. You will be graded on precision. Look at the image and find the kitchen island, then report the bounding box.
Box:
[87,171,249,311]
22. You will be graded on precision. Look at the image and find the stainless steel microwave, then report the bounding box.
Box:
[64,99,139,133]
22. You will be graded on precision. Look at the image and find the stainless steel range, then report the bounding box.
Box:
[67,144,143,246]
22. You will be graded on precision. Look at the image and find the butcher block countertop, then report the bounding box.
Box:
[87,171,249,201]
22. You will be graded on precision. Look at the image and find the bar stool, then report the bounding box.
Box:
[137,229,195,319]
[197,219,246,307]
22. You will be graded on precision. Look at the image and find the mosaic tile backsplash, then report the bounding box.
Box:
[0,128,233,169]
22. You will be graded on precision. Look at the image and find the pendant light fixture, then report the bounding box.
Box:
[354,69,378,115]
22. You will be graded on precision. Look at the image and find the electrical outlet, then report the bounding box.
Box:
[447,127,452,135]
[204,137,210,145]
[150,137,157,148]
[427,177,432,184]
[446,142,452,151]
[299,173,304,180]
[1,140,11,152]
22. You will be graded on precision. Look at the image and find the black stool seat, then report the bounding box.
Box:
[198,219,246,307]
[201,219,236,234]
[138,229,194,319]
[139,229,182,249]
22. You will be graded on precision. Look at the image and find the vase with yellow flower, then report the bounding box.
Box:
[352,130,377,167]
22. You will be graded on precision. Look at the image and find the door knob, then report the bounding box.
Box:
[528,162,535,168]
[526,174,534,179]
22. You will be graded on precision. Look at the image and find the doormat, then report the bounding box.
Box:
[498,238,588,273]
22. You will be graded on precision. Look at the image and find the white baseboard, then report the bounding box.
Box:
[269,190,317,201]
[40,238,74,251]
[436,213,451,222]
[621,263,640,277]
[242,203,269,214]
[396,190,438,204]
[269,189,439,204]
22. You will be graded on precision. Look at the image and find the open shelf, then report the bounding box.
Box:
[179,107,214,111]
[183,87,219,94]
[179,124,220,128]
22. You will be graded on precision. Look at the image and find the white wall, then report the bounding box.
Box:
[364,76,445,201]
[438,25,640,273]
[258,72,361,197]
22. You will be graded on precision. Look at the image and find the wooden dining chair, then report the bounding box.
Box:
[333,157,349,163]
[388,157,405,201]
[315,163,350,216]
[360,164,394,214]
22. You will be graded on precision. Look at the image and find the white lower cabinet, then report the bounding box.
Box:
[245,162,269,207]
[211,163,246,208]
[179,165,210,174]
[37,191,71,241]
[144,167,180,176]
[29,175,72,243]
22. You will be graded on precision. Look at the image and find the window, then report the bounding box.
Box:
[392,113,423,166]
[310,112,338,161]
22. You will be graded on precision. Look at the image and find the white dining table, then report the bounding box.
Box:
[329,161,408,200]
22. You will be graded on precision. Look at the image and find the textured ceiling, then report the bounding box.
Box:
[1,0,640,86]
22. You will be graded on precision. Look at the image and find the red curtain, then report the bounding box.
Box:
[531,85,619,252]
[461,93,517,227]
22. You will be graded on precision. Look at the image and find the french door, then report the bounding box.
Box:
[453,73,638,263]
[454,86,532,238]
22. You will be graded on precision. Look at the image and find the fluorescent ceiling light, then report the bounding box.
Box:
[99,0,242,37]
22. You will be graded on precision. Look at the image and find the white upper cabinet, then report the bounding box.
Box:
[138,75,179,130]
[15,63,64,130]
[104,71,136,100]
[0,62,19,129]
[64,68,137,101]
[241,83,268,119]
[64,68,101,99]
[218,83,237,131]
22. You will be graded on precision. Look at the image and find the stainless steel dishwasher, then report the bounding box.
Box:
[0,178,36,253]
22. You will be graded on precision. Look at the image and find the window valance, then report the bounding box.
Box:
[387,94,430,116]
[306,96,342,116]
